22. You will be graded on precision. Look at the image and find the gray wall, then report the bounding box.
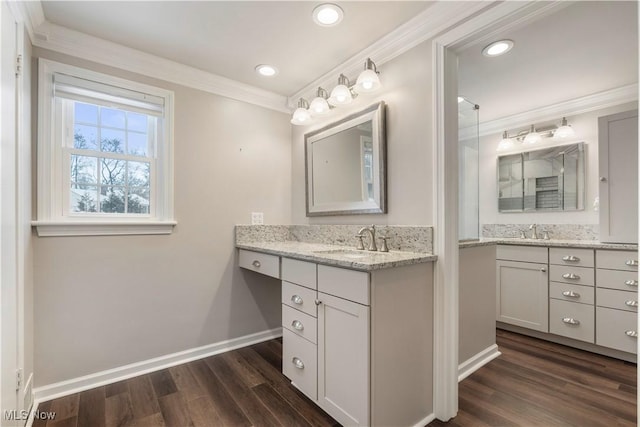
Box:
[32,48,292,386]
[292,41,434,225]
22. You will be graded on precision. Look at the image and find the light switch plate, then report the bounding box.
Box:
[251,212,264,225]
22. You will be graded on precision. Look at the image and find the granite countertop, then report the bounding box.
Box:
[459,238,638,251]
[237,241,437,271]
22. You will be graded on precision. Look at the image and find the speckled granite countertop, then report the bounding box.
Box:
[459,238,637,251]
[237,241,437,271]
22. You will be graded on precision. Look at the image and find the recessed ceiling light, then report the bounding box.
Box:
[312,3,344,27]
[482,39,514,57]
[255,64,278,77]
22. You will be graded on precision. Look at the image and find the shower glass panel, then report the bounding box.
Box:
[458,99,479,241]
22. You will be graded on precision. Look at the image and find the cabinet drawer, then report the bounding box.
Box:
[550,282,594,305]
[549,299,594,343]
[497,245,547,264]
[549,248,594,268]
[282,304,317,344]
[318,265,369,306]
[549,265,594,286]
[596,307,638,354]
[238,249,280,278]
[596,288,638,312]
[283,329,317,400]
[282,258,317,290]
[282,281,317,318]
[596,268,639,291]
[596,250,639,271]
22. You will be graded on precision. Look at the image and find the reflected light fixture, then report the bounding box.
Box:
[290,98,312,125]
[309,87,331,116]
[553,117,576,139]
[523,124,541,145]
[482,39,514,57]
[328,74,353,106]
[497,131,514,151]
[354,58,381,93]
[255,64,278,77]
[312,3,344,26]
[457,96,465,103]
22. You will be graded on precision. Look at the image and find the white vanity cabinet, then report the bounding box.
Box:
[496,245,549,332]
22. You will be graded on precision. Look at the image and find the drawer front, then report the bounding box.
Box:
[238,249,280,279]
[596,307,638,354]
[596,268,639,291]
[318,265,369,306]
[549,299,595,343]
[282,258,317,290]
[283,329,317,400]
[596,250,639,272]
[596,288,638,312]
[497,245,548,264]
[549,265,594,286]
[549,248,594,268]
[549,282,594,305]
[282,281,317,318]
[282,304,317,344]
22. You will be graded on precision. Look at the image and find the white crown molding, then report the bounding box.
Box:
[31,20,290,113]
[459,83,639,140]
[287,1,495,109]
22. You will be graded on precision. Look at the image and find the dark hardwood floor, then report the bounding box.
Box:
[34,330,636,427]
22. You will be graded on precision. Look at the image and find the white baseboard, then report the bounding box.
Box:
[413,413,436,427]
[32,327,283,403]
[458,344,501,382]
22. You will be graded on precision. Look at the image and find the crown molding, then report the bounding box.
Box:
[459,83,639,140]
[7,0,45,40]
[287,1,495,109]
[30,20,290,113]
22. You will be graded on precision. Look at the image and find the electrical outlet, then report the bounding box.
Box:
[251,212,264,225]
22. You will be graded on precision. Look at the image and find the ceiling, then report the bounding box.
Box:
[41,1,432,97]
[458,1,638,124]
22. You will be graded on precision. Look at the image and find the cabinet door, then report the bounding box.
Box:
[599,110,638,243]
[317,292,370,426]
[496,260,549,332]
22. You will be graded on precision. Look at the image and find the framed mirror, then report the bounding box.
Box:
[305,101,386,216]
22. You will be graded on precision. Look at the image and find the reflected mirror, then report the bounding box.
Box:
[305,102,386,216]
[498,142,585,212]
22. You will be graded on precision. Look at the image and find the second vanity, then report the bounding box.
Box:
[237,235,436,427]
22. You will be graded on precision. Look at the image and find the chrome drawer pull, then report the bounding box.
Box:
[292,320,304,331]
[292,357,305,369]
[625,280,638,287]
[625,260,638,267]
[562,317,580,325]
[562,255,580,262]
[624,300,638,307]
[562,291,580,298]
[291,295,303,305]
[562,273,580,280]
[625,330,638,338]
[252,260,261,268]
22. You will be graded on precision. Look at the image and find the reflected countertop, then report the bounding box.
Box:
[459,238,637,251]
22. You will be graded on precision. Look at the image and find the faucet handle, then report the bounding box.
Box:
[379,236,389,252]
[354,235,365,250]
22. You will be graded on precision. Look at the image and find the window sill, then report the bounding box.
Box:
[32,220,177,237]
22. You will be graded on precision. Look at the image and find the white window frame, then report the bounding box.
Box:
[34,59,176,236]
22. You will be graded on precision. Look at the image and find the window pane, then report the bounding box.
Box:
[100,107,125,129]
[100,158,126,186]
[70,185,98,213]
[127,161,150,187]
[128,132,148,157]
[70,155,97,184]
[74,125,98,150]
[74,102,98,125]
[101,129,125,153]
[127,188,150,214]
[127,112,147,132]
[100,186,125,213]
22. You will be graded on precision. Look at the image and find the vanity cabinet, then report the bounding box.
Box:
[496,246,549,332]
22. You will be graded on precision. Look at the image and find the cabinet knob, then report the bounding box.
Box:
[540,267,547,273]
[291,295,303,305]
[291,320,304,331]
[625,280,638,287]
[600,176,607,182]
[562,255,580,262]
[625,330,638,338]
[292,357,305,369]
[624,300,638,307]
[252,260,261,268]
[625,259,638,267]
[562,273,580,280]
[562,291,580,298]
[315,299,322,306]
[562,317,580,325]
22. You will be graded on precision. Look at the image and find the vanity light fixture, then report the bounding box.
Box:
[482,39,514,57]
[255,64,278,77]
[328,74,354,106]
[290,98,312,125]
[523,124,542,145]
[553,117,576,139]
[308,87,331,116]
[354,58,381,93]
[312,3,344,27]
[498,119,575,151]
[497,131,515,151]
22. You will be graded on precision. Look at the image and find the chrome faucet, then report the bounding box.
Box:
[529,224,538,240]
[358,225,378,251]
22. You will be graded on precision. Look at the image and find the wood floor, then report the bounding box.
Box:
[34,330,636,427]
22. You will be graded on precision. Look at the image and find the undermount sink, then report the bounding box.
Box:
[313,249,384,259]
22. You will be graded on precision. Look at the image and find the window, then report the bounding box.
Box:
[35,59,175,236]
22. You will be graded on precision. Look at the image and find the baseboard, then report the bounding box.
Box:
[458,344,501,382]
[33,327,283,403]
[412,413,436,427]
